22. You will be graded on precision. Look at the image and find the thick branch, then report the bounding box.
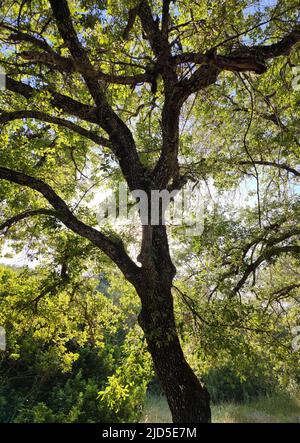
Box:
[178,64,220,100]
[137,2,180,187]
[152,94,183,187]
[137,0,176,88]
[0,110,110,146]
[154,28,299,186]
[173,29,300,75]
[137,0,163,56]
[152,62,220,187]
[48,0,147,190]
[123,6,139,40]
[161,0,171,40]
[6,75,146,189]
[0,166,140,283]
[6,76,99,123]
[253,29,300,58]
[157,27,300,182]
[20,50,150,86]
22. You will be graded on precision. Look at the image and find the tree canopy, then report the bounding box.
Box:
[0,0,300,423]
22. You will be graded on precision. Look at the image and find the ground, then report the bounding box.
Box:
[142,391,300,423]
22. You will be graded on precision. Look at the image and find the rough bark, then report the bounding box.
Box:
[138,282,211,423]
[136,225,211,423]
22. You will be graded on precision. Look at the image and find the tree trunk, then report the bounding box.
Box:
[137,282,211,423]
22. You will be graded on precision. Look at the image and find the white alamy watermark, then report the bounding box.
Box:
[0,327,6,351]
[96,182,209,236]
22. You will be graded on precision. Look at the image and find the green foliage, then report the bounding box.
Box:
[98,327,154,421]
[203,365,277,404]
[143,389,300,423]
[0,264,152,423]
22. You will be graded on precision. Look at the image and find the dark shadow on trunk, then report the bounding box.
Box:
[138,284,211,423]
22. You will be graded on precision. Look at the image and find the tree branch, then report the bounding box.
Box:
[122,6,139,40]
[20,50,150,86]
[253,29,300,58]
[233,245,300,294]
[5,76,99,123]
[161,0,172,40]
[0,21,52,52]
[136,3,180,188]
[178,64,220,100]
[173,28,300,75]
[48,0,147,190]
[0,110,110,146]
[137,0,163,57]
[0,166,140,283]
[5,74,146,189]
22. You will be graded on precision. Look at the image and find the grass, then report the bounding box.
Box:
[142,395,172,423]
[141,391,300,423]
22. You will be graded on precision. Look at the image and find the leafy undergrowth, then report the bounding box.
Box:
[141,391,300,423]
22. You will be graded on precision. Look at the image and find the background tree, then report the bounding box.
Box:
[0,0,300,422]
